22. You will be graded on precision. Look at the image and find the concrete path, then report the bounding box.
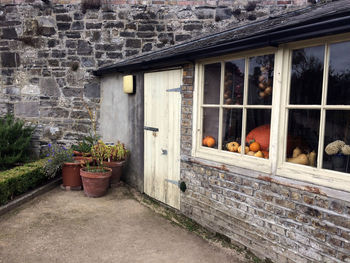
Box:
[0,186,249,263]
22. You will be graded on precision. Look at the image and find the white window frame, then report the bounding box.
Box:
[192,33,350,192]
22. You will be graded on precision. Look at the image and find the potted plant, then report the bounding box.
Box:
[80,141,112,197]
[102,141,129,187]
[44,144,82,190]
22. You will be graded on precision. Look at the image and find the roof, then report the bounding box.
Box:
[94,0,350,76]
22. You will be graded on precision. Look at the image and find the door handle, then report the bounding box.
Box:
[161,149,167,155]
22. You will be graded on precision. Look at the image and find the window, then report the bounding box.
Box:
[194,34,350,191]
[195,49,276,173]
[281,39,350,180]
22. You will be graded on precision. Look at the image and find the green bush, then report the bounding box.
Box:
[0,159,47,205]
[0,114,36,169]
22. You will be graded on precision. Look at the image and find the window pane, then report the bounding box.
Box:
[327,41,350,105]
[223,59,245,105]
[202,107,219,149]
[289,46,325,105]
[245,109,271,159]
[222,109,242,153]
[203,63,221,105]
[323,110,350,173]
[286,110,320,167]
[248,54,274,105]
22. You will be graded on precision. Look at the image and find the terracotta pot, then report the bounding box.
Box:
[80,167,112,197]
[73,156,93,164]
[103,160,125,186]
[62,162,82,188]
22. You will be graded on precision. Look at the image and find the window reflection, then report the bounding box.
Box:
[289,46,324,105]
[327,41,350,105]
[223,109,242,153]
[202,107,219,149]
[203,63,221,105]
[286,110,319,167]
[248,55,274,105]
[223,59,244,105]
[323,110,350,173]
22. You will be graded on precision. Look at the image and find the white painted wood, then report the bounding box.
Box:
[144,69,182,209]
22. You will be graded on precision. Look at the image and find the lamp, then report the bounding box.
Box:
[123,75,135,94]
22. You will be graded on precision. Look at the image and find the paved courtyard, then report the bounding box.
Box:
[0,186,250,263]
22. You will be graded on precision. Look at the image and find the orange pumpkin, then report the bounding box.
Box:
[246,124,270,151]
[249,141,261,152]
[206,136,216,147]
[203,136,215,147]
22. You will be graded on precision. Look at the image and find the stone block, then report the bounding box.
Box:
[81,57,96,67]
[57,23,71,31]
[126,50,139,57]
[71,21,84,30]
[77,40,92,55]
[125,39,141,48]
[183,23,203,31]
[138,24,155,31]
[14,102,39,117]
[104,22,124,28]
[40,78,59,97]
[71,110,90,119]
[86,23,102,29]
[51,50,66,58]
[37,17,56,36]
[195,8,215,19]
[40,107,69,118]
[175,34,192,42]
[1,52,20,67]
[84,82,100,98]
[62,87,83,97]
[21,84,40,95]
[215,7,232,21]
[56,14,72,22]
[66,40,77,49]
[43,126,62,140]
[1,28,17,39]
[66,31,81,38]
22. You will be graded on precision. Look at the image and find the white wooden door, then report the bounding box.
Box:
[144,69,182,209]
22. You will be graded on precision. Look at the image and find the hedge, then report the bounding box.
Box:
[0,159,48,205]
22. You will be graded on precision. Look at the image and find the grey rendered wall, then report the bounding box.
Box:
[100,73,144,192]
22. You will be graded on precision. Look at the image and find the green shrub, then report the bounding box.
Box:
[0,114,36,169]
[0,159,47,205]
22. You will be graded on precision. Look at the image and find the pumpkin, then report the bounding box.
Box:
[226,142,239,152]
[204,136,216,148]
[249,141,261,152]
[247,151,255,156]
[238,146,249,154]
[246,124,270,151]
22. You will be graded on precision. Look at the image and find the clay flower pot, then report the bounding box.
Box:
[62,162,82,190]
[80,167,112,197]
[103,160,126,187]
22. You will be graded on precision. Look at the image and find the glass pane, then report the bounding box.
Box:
[202,107,219,149]
[248,54,274,105]
[323,110,350,173]
[245,109,271,159]
[327,41,350,105]
[222,109,242,153]
[203,63,221,105]
[289,46,325,105]
[286,109,320,167]
[223,59,245,105]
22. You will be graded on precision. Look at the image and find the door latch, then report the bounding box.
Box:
[161,149,168,155]
[165,179,187,192]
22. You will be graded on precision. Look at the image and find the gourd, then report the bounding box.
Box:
[308,151,316,167]
[247,151,255,156]
[292,147,302,158]
[262,151,269,159]
[226,142,239,152]
[287,153,309,165]
[254,151,264,158]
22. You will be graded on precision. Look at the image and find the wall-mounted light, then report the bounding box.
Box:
[123,75,136,94]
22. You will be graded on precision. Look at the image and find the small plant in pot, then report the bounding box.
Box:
[103,141,129,187]
[80,141,112,197]
[44,144,82,190]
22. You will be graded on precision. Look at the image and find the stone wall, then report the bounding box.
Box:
[179,64,350,263]
[0,0,309,152]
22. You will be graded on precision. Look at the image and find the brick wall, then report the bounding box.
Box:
[179,65,350,262]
